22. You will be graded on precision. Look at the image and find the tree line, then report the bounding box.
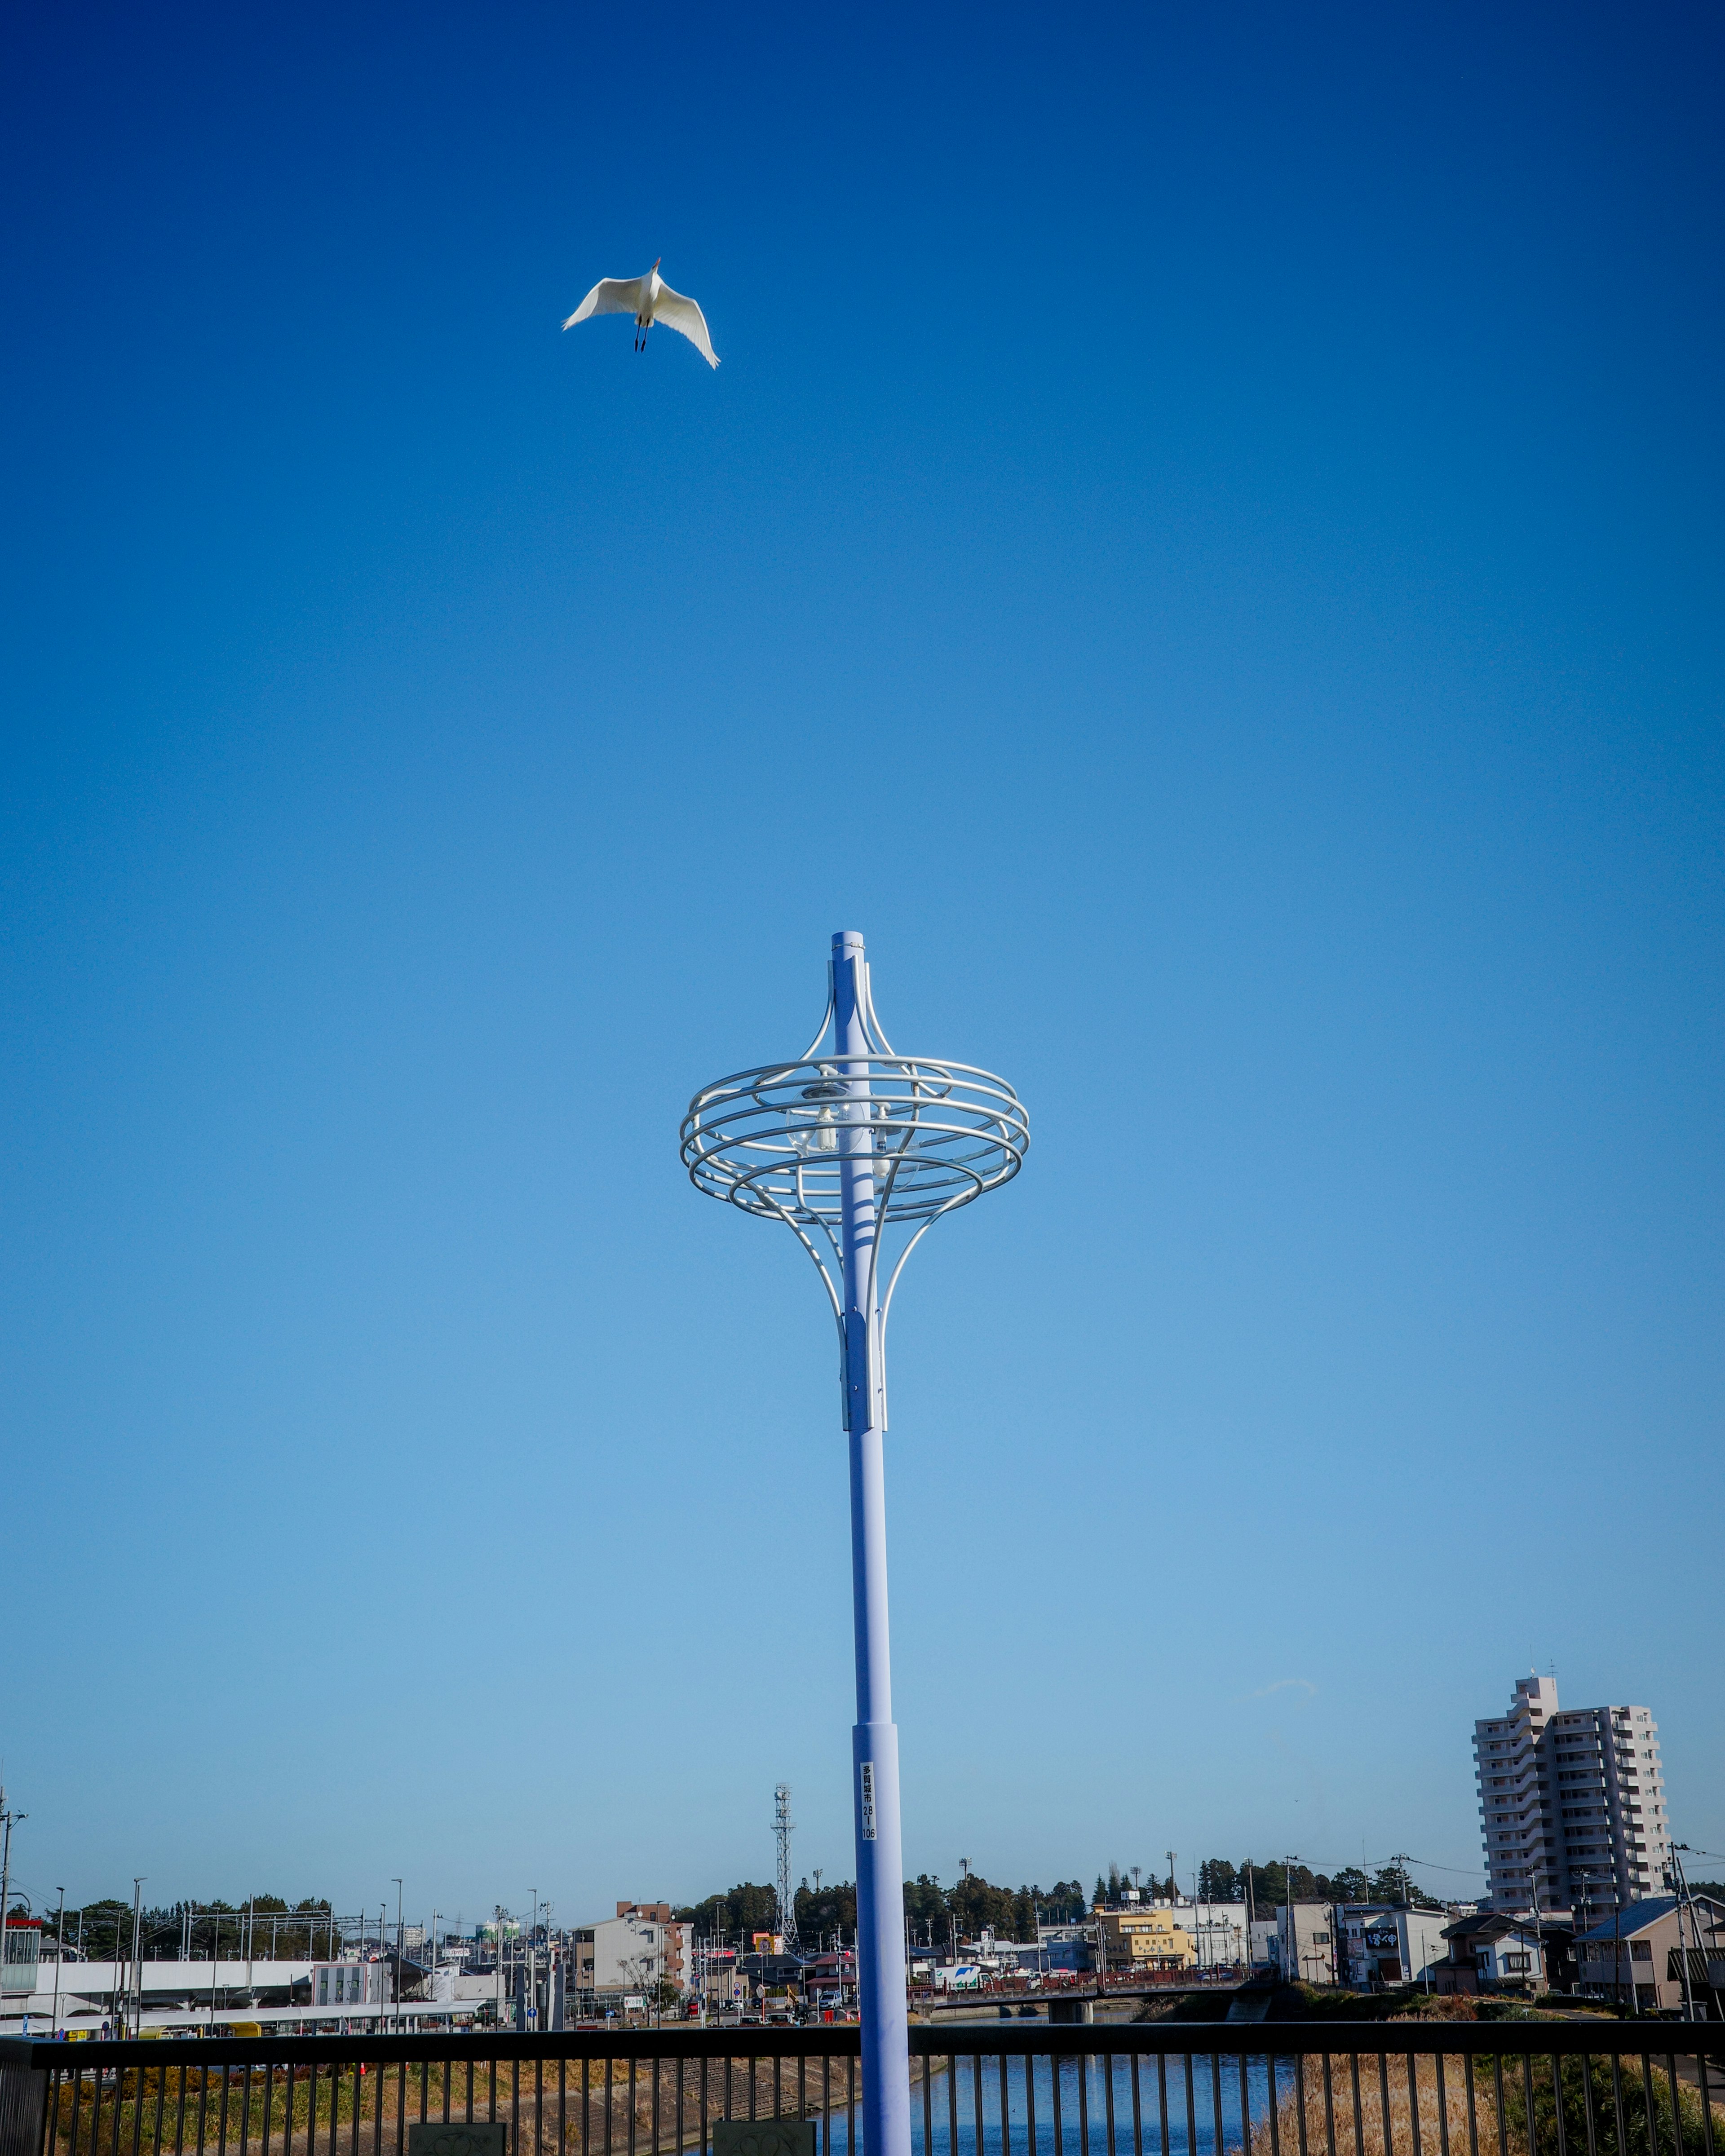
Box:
[1193,1858,1442,1910]
[677,1873,1092,1946]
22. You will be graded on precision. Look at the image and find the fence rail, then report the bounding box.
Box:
[1,2022,1720,2156]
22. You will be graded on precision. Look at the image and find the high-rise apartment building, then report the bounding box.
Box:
[1473,1674,1672,1913]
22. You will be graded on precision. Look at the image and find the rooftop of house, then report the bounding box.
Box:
[1573,1896,1725,1944]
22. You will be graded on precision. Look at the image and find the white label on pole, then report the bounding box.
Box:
[860,1761,877,1840]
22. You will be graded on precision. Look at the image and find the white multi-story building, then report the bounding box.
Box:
[571,1903,691,2002]
[1332,1907,1450,1988]
[1274,1903,1337,1984]
[1473,1674,1672,1913]
[1171,1901,1249,1969]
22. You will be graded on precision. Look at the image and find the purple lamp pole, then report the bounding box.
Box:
[682,932,1027,2156]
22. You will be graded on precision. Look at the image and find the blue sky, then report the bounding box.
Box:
[2,0,1721,1931]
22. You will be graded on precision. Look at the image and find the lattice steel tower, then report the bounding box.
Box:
[773,1783,798,1948]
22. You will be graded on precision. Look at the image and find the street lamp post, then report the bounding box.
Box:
[683,932,1027,2156]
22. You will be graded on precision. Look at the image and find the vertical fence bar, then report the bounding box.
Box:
[1434,2057,1448,2156]
[1406,2056,1421,2156]
[1521,2058,1535,2156]
[1210,2061,1223,2156]
[513,2060,522,2156]
[1462,2052,1477,2156]
[1349,2054,1365,2156]
[1696,2055,1716,2156]
[1238,2054,1252,2156]
[1579,2058,1596,2156]
[921,2056,933,2156]
[818,2059,826,2156]
[1005,2054,1016,2156]
[1029,2051,1040,2156]
[1052,2054,1064,2156]
[845,2055,854,2156]
[1077,2055,1089,2156]
[1295,2059,1309,2156]
[1130,2056,1142,2156]
[1267,2054,1281,2156]
[154,2060,168,2156]
[1321,2059,1336,2156]
[1105,2055,1117,2156]
[1549,2060,1565,2156]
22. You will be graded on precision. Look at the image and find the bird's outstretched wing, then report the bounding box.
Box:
[651,283,720,367]
[562,276,645,330]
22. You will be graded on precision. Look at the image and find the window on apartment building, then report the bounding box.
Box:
[1631,1942,1652,1962]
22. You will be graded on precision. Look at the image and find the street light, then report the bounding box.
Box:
[682,931,1028,2156]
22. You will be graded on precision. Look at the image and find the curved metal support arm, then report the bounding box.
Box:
[797,967,836,1064]
[750,1182,845,1341]
[862,964,897,1056]
[880,1184,976,1337]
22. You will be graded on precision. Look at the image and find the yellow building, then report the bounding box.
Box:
[1095,1904,1196,1972]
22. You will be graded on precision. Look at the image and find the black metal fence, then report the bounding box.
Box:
[1,2020,1720,2156]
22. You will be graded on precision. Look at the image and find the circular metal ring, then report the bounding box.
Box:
[681,1055,1028,1228]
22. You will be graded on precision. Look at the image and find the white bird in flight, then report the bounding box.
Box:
[562,260,719,368]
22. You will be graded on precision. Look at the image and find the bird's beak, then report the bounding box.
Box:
[654,258,661,270]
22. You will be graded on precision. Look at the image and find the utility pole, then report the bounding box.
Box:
[1670,1845,1698,2023]
[392,1881,403,2031]
[0,1790,26,1999]
[50,1887,66,2036]
[1284,1855,1300,1984]
[129,1880,146,2037]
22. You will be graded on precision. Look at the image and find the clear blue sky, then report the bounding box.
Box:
[3,0,1721,1931]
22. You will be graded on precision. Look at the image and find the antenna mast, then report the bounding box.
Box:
[774,1784,799,1948]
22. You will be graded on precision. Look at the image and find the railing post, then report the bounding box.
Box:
[0,2059,49,2156]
